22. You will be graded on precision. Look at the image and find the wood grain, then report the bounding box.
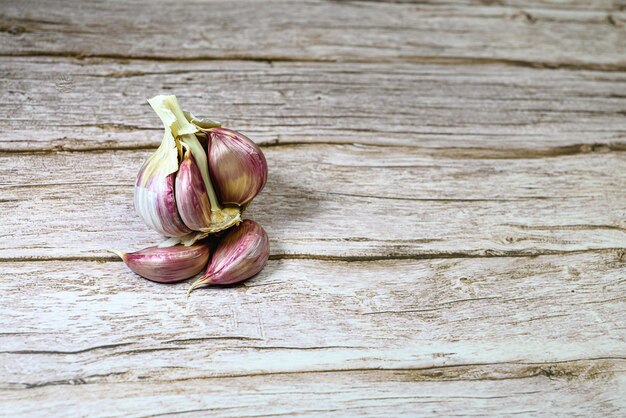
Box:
[1,253,624,415]
[1,0,624,68]
[1,145,625,260]
[3,367,624,417]
[1,57,626,151]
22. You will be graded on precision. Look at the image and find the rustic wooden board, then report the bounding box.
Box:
[3,366,625,417]
[0,254,625,415]
[1,57,626,151]
[1,145,625,260]
[1,0,625,68]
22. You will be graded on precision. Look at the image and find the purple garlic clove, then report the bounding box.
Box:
[188,220,269,293]
[111,244,210,283]
[135,159,191,238]
[206,128,268,207]
[175,146,212,231]
[134,95,198,238]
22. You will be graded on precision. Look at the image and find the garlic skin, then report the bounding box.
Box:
[111,244,210,283]
[175,146,212,231]
[188,220,269,293]
[207,128,268,206]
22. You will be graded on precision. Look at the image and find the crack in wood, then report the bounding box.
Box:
[1,142,625,159]
[0,342,133,355]
[505,224,626,233]
[318,191,554,202]
[2,51,625,72]
[0,247,624,264]
[162,336,265,344]
[8,358,623,391]
[362,297,502,315]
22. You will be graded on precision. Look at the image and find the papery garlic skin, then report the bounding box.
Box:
[175,147,212,231]
[207,128,268,206]
[111,244,209,283]
[188,220,269,293]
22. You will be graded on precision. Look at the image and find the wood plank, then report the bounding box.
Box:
[1,57,625,151]
[1,1,624,68]
[2,367,625,417]
[0,253,624,414]
[0,145,625,260]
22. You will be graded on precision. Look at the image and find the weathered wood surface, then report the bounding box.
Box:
[1,254,625,415]
[1,146,626,260]
[1,0,625,68]
[2,58,626,151]
[5,372,626,417]
[1,0,625,416]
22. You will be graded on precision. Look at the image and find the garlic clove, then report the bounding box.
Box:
[134,96,195,237]
[175,146,212,231]
[188,220,269,293]
[206,128,268,207]
[135,164,191,237]
[110,244,210,283]
[179,131,241,235]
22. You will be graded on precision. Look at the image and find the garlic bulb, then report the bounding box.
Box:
[120,95,271,290]
[134,95,268,245]
[188,220,269,293]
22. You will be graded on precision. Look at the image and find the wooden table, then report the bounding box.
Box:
[1,0,625,416]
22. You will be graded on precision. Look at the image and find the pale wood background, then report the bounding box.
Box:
[1,0,625,416]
